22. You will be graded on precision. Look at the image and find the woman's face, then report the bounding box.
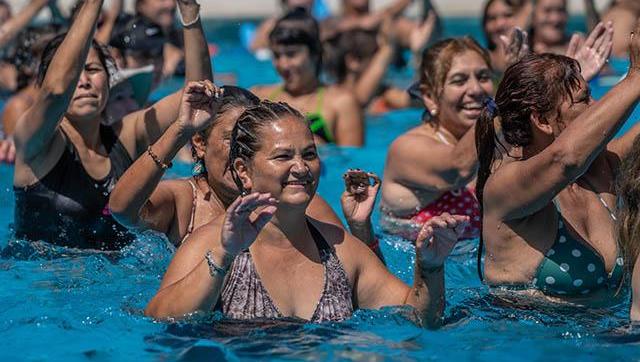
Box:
[200,107,245,201]
[271,44,317,91]
[485,0,516,47]
[67,49,109,121]
[242,116,320,208]
[549,79,592,136]
[436,51,493,137]
[532,0,567,45]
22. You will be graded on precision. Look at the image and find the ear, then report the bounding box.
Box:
[233,158,253,192]
[421,90,439,116]
[530,112,554,136]
[191,133,207,160]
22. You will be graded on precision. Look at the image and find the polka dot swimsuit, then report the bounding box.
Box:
[533,215,624,296]
[411,187,481,239]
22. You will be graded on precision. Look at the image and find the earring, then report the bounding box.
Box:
[431,108,438,117]
[191,158,206,177]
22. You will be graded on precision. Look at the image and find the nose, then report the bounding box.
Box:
[290,156,309,175]
[77,71,91,89]
[467,77,485,98]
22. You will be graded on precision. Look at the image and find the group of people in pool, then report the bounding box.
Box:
[4,0,640,327]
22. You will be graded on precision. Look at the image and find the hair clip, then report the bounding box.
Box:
[484,97,498,117]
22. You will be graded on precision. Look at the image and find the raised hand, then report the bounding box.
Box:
[220,193,279,257]
[341,169,380,226]
[565,21,613,82]
[415,213,469,270]
[176,80,222,136]
[409,10,437,53]
[499,27,530,68]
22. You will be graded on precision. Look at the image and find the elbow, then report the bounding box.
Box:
[108,195,140,230]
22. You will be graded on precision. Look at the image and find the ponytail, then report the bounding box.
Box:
[474,97,499,282]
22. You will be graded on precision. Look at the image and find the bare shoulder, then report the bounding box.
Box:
[326,86,358,107]
[388,127,437,159]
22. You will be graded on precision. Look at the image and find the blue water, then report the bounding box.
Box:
[2,18,640,361]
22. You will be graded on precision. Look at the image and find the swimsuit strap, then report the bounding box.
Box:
[180,178,199,245]
[315,86,325,114]
[581,177,617,221]
[307,219,331,252]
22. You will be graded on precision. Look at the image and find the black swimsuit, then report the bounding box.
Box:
[13,124,134,250]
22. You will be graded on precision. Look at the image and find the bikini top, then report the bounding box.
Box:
[218,220,353,323]
[13,124,134,250]
[533,199,624,296]
[268,86,335,144]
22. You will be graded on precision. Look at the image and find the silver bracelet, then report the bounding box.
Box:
[204,250,229,277]
[177,4,200,28]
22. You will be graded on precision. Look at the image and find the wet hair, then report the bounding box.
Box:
[325,28,378,82]
[227,100,305,193]
[198,86,260,141]
[474,53,582,280]
[617,135,640,276]
[36,33,114,87]
[269,7,323,75]
[418,37,491,124]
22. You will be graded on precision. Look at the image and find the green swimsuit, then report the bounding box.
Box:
[268,86,335,143]
[532,201,624,296]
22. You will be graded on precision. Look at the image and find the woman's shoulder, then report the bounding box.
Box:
[388,126,438,157]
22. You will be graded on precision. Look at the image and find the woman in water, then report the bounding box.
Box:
[11,0,211,250]
[482,0,532,73]
[380,37,493,241]
[474,23,640,301]
[251,8,363,147]
[145,100,469,327]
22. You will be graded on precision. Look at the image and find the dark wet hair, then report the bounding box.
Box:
[474,53,582,280]
[227,100,305,193]
[617,135,640,276]
[418,37,491,124]
[325,28,378,82]
[269,7,323,75]
[36,33,114,87]
[10,25,61,90]
[198,86,260,141]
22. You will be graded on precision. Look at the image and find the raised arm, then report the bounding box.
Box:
[145,193,278,319]
[583,0,600,32]
[353,214,468,328]
[389,124,477,193]
[486,29,640,221]
[110,81,221,234]
[13,0,103,162]
[95,0,122,45]
[129,0,213,154]
[0,0,49,49]
[333,92,364,146]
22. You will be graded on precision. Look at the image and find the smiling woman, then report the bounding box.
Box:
[145,100,469,327]
[380,37,493,241]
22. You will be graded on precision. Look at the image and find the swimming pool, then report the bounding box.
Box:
[1,19,640,361]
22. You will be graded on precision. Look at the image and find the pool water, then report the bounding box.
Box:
[2,19,640,361]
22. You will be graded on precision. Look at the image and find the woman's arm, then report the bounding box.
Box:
[146,193,278,319]
[0,0,49,49]
[110,81,220,235]
[388,124,478,193]
[95,0,122,45]
[485,28,640,221]
[353,214,468,328]
[128,0,213,155]
[631,254,640,321]
[13,0,103,162]
[333,92,364,146]
[583,0,600,32]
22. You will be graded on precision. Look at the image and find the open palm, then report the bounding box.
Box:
[220,193,278,257]
[565,21,613,82]
[416,213,469,270]
[177,80,222,135]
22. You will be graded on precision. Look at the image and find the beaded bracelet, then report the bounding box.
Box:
[205,250,229,277]
[146,146,172,170]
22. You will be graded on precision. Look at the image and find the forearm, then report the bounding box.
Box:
[180,2,213,83]
[354,45,394,106]
[406,263,445,328]
[110,122,190,228]
[0,0,48,48]
[95,0,122,44]
[383,0,413,18]
[145,252,228,319]
[348,220,384,262]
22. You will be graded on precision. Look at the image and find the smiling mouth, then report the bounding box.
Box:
[283,180,311,187]
[74,94,98,100]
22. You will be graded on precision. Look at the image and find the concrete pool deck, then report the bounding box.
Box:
[5,0,612,20]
